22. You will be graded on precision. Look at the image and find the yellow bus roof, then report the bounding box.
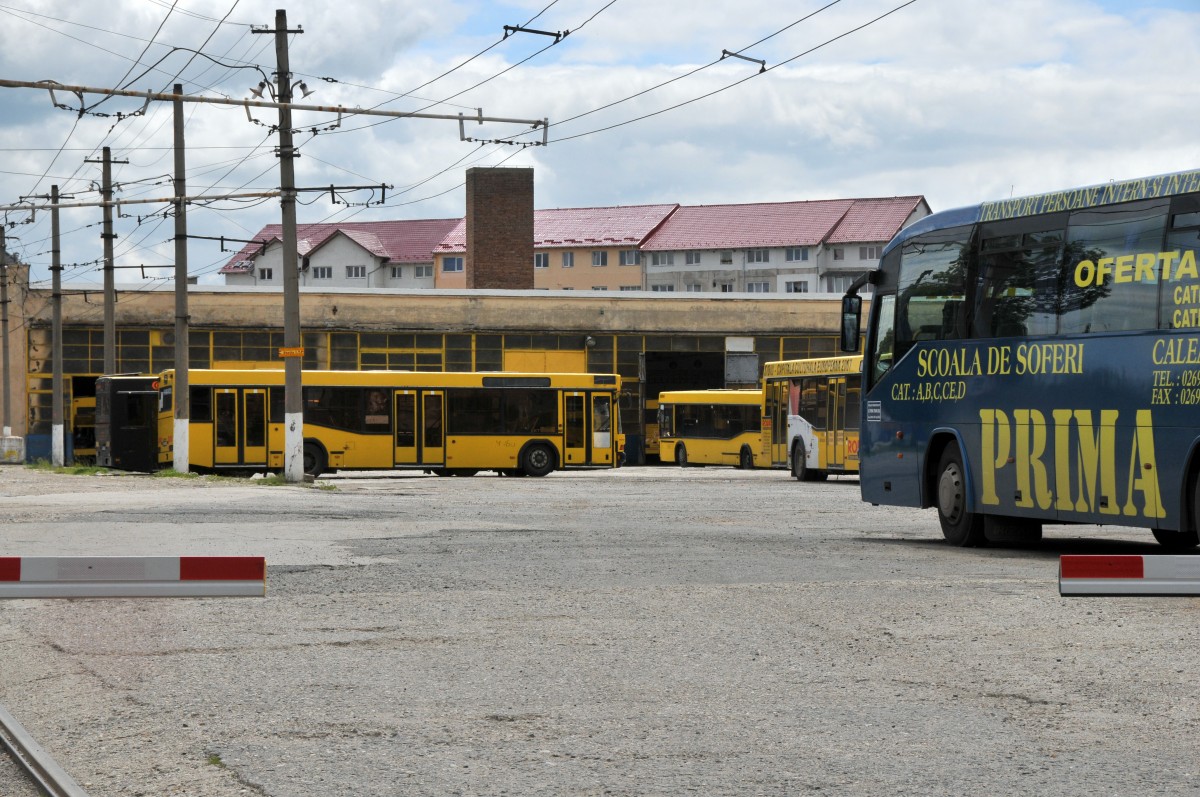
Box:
[657,388,762,405]
[158,369,620,389]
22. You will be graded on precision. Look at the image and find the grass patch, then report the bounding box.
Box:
[206,753,227,769]
[25,460,110,476]
[152,468,202,479]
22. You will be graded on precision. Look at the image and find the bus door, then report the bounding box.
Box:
[765,379,789,467]
[393,390,418,465]
[563,391,587,465]
[590,393,614,465]
[213,388,267,466]
[420,391,444,467]
[242,389,267,466]
[825,377,847,470]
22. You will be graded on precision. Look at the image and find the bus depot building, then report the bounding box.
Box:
[5,270,848,465]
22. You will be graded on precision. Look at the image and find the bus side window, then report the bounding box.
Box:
[190,387,211,422]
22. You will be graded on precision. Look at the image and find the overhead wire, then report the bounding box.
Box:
[544,0,920,144]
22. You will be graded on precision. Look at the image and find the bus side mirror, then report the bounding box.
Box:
[840,294,862,353]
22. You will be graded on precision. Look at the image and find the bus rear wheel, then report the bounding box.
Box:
[739,447,754,470]
[1155,477,1200,549]
[936,445,985,547]
[521,444,555,477]
[303,442,327,478]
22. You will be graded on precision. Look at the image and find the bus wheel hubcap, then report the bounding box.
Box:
[939,464,964,523]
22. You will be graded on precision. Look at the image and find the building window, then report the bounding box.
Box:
[786,280,809,293]
[832,248,845,261]
[592,251,608,267]
[859,245,882,260]
[718,282,734,293]
[620,250,639,266]
[258,267,273,280]
[619,285,640,291]
[747,248,769,263]
[312,266,332,279]
[827,273,864,293]
[591,286,608,291]
[685,251,701,265]
[443,256,464,273]
[650,252,674,266]
[390,265,403,279]
[414,264,432,278]
[346,265,367,279]
[746,281,771,293]
[651,284,675,292]
[720,250,733,264]
[562,252,574,268]
[535,252,549,269]
[685,283,703,292]
[786,247,809,262]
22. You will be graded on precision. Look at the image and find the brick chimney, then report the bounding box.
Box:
[464,167,534,289]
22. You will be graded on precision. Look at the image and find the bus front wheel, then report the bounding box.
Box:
[675,444,688,467]
[522,444,555,477]
[935,445,985,547]
[791,442,806,481]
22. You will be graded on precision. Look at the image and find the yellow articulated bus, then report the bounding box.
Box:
[156,369,622,477]
[657,389,766,469]
[762,355,862,481]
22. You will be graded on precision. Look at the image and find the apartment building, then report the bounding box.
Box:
[219,219,459,288]
[639,197,930,294]
[222,196,928,293]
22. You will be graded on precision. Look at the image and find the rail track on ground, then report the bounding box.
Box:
[0,703,90,797]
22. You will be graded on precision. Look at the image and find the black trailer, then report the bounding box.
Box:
[95,374,160,471]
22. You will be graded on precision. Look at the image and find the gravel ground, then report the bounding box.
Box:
[0,464,1198,796]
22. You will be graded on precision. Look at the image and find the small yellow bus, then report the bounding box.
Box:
[156,369,622,477]
[762,356,862,480]
[657,389,765,469]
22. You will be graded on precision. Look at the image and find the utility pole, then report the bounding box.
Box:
[259,8,305,483]
[0,225,9,438]
[101,147,116,375]
[84,146,127,376]
[172,84,190,473]
[50,185,63,466]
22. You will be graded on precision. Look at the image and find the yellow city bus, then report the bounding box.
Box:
[657,389,766,469]
[156,369,622,477]
[762,356,862,480]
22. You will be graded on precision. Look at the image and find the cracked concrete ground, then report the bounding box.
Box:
[1,465,1197,796]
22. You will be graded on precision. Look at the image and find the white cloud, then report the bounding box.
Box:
[0,0,1197,285]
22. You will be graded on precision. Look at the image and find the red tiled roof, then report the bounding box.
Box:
[640,197,926,251]
[433,204,679,253]
[826,196,928,244]
[219,219,460,273]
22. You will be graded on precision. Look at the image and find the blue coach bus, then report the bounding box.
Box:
[840,168,1200,548]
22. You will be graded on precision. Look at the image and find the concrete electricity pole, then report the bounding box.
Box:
[0,225,9,438]
[172,84,190,473]
[85,146,127,376]
[259,8,306,483]
[50,185,63,466]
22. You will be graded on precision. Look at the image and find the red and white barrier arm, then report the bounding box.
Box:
[0,556,266,598]
[1059,555,1200,596]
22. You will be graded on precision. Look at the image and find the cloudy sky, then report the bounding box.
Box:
[1,0,1198,286]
